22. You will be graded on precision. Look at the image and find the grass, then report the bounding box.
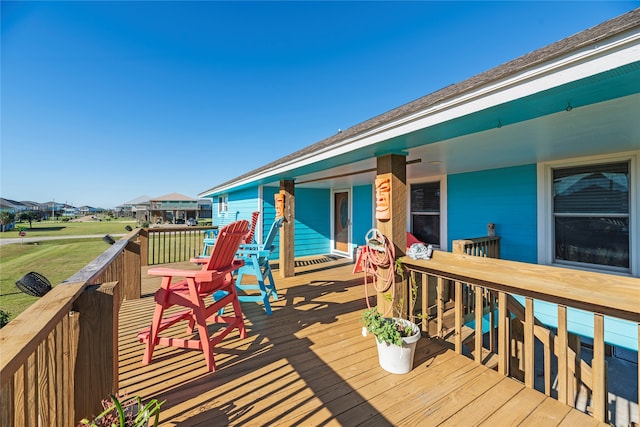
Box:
[0,219,137,322]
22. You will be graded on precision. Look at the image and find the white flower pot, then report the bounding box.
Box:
[375,319,421,374]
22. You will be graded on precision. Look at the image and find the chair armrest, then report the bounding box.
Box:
[148,267,199,278]
[193,259,245,281]
[237,243,262,252]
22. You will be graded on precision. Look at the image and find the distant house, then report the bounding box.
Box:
[0,198,24,213]
[118,195,151,224]
[149,193,199,225]
[19,201,42,213]
[62,205,79,217]
[198,10,640,351]
[197,198,213,220]
[41,201,65,219]
[78,206,98,216]
[0,198,22,231]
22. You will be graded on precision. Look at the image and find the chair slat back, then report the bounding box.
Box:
[243,211,260,244]
[202,220,249,272]
[262,216,285,252]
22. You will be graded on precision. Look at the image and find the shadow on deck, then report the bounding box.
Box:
[118,256,606,426]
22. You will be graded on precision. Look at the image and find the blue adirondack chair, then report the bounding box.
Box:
[199,211,242,258]
[234,216,285,315]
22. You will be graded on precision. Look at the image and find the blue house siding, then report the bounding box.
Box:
[447,164,538,263]
[294,188,331,258]
[259,187,330,259]
[212,186,261,226]
[262,187,280,258]
[352,184,374,247]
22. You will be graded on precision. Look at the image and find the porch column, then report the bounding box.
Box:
[279,179,295,278]
[376,153,408,317]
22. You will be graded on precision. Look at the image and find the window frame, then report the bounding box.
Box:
[217,195,228,215]
[407,176,447,250]
[537,152,638,276]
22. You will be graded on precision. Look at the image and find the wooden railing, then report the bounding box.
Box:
[452,235,500,258]
[0,229,143,426]
[401,251,639,423]
[138,226,214,266]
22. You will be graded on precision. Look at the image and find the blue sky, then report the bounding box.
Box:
[2,1,638,209]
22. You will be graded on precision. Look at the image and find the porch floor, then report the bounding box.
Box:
[118,256,606,426]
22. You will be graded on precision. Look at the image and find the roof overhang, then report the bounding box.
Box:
[200,24,640,197]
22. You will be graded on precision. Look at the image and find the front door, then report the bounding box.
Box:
[333,190,351,254]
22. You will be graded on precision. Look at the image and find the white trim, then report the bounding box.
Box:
[330,187,353,257]
[217,195,228,215]
[203,33,640,197]
[406,175,448,251]
[257,185,264,245]
[537,151,639,277]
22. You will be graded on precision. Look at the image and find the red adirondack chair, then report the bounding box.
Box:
[138,219,249,372]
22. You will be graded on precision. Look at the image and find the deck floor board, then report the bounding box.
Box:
[118,257,607,426]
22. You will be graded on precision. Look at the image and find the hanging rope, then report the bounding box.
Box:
[362,229,396,317]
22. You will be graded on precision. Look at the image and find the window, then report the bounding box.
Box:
[217,195,228,215]
[410,182,440,246]
[553,161,630,270]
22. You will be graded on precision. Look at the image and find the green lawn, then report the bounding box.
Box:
[0,219,137,322]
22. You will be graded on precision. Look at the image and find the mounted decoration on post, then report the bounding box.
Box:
[487,222,496,236]
[374,174,391,221]
[275,192,285,218]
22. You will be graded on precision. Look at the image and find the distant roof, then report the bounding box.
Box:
[151,192,197,202]
[200,7,640,196]
[0,198,25,208]
[124,195,152,205]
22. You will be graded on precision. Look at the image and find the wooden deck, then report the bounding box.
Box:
[118,256,607,426]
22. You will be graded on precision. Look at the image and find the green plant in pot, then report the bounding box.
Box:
[78,394,164,427]
[361,307,421,374]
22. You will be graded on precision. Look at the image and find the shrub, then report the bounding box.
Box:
[0,309,10,328]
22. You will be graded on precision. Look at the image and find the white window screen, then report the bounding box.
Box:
[410,182,440,246]
[553,162,630,269]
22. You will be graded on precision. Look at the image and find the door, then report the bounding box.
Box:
[333,190,351,254]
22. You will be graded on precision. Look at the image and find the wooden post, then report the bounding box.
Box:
[139,228,149,267]
[72,281,119,421]
[524,297,535,388]
[375,154,407,317]
[437,277,445,337]
[454,281,462,354]
[279,180,295,278]
[498,291,509,376]
[557,305,568,405]
[592,314,606,422]
[475,286,483,363]
[123,240,141,300]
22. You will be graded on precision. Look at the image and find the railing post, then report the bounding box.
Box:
[437,277,445,338]
[498,291,509,376]
[0,381,12,426]
[123,240,141,300]
[139,228,149,266]
[475,287,483,363]
[592,314,606,422]
[454,281,463,354]
[557,305,568,405]
[72,281,119,422]
[452,239,471,254]
[524,297,535,388]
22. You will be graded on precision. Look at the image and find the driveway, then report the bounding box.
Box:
[0,234,126,246]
